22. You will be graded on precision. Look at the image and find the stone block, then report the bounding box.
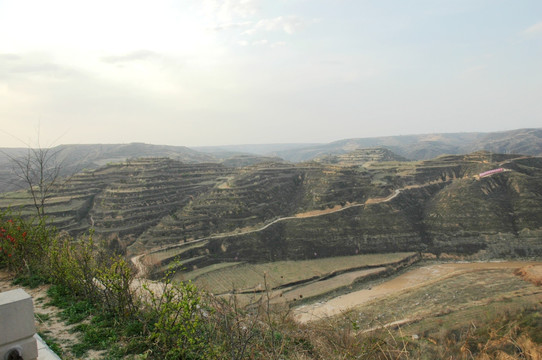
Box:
[0,289,37,360]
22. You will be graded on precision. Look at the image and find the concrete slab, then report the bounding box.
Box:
[35,334,61,360]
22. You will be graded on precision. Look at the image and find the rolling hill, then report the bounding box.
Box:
[272,128,542,162]
[2,128,541,195]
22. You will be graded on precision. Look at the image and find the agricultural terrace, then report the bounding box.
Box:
[177,252,415,294]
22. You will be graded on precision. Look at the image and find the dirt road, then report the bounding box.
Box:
[139,186,408,263]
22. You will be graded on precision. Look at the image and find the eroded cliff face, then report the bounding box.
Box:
[425,158,542,257]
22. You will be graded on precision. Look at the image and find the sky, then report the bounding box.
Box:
[0,0,541,148]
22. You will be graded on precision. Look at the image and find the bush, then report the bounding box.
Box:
[143,274,218,359]
[0,209,53,275]
[47,231,139,320]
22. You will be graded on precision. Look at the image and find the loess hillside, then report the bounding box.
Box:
[1,150,541,274]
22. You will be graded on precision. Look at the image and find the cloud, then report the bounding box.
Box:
[210,21,252,32]
[251,39,268,46]
[243,16,307,35]
[101,50,162,64]
[204,0,259,21]
[0,54,78,81]
[270,41,286,48]
[523,21,542,35]
[237,39,288,48]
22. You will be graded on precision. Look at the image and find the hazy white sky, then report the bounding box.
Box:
[1,0,541,147]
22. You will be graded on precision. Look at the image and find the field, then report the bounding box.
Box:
[277,267,386,303]
[176,252,415,294]
[301,262,542,332]
[343,268,538,329]
[145,241,211,265]
[315,262,542,359]
[295,261,542,322]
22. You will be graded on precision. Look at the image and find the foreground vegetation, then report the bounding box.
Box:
[1,210,541,359]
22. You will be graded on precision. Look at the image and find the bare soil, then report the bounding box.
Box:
[0,271,83,358]
[294,261,542,323]
[294,203,352,218]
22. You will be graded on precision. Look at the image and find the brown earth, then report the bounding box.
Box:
[294,203,353,218]
[0,271,105,359]
[515,264,542,286]
[293,261,542,323]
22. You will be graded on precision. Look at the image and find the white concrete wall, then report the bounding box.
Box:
[0,289,38,360]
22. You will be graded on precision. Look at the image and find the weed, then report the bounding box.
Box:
[47,284,95,324]
[12,273,48,288]
[35,312,52,323]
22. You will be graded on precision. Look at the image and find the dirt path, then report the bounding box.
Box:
[131,253,146,276]
[293,261,542,323]
[0,271,86,359]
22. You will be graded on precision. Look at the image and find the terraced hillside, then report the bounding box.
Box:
[142,151,542,278]
[0,143,216,194]
[134,161,386,252]
[0,158,230,249]
[1,150,541,276]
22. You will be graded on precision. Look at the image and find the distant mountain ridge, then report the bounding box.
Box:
[0,143,215,193]
[271,128,542,162]
[1,128,541,194]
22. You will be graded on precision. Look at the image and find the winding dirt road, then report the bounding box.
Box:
[130,181,442,275]
[134,188,405,265]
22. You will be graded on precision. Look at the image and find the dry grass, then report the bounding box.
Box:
[515,265,542,286]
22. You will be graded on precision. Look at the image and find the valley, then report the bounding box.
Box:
[2,0,541,355]
[1,141,542,359]
[2,147,541,307]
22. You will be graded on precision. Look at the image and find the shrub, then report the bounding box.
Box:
[47,231,139,320]
[143,274,218,359]
[0,209,53,276]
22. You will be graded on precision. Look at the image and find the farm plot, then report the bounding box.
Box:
[181,252,415,294]
[297,261,542,324]
[277,267,386,303]
[145,240,210,265]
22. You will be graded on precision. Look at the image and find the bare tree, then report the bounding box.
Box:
[10,145,64,219]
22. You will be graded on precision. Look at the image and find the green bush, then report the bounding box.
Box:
[143,275,218,359]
